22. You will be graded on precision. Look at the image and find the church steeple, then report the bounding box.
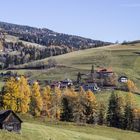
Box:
[91,64,94,74]
[77,72,81,83]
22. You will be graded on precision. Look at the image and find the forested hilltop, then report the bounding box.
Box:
[0,21,111,49]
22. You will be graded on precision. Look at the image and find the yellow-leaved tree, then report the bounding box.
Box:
[61,87,78,122]
[51,87,62,120]
[3,77,18,111]
[73,87,86,123]
[3,76,31,114]
[30,82,43,116]
[85,90,98,124]
[17,76,31,113]
[126,80,137,92]
[42,85,51,117]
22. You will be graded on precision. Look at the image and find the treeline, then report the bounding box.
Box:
[0,41,69,69]
[0,76,140,132]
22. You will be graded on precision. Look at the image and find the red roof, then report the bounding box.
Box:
[97,67,113,73]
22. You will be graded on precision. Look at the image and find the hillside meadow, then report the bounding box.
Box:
[95,91,140,108]
[3,43,140,88]
[0,121,140,140]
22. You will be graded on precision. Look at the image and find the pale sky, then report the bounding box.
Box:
[0,0,140,42]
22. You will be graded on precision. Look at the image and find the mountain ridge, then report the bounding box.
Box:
[0,21,112,49]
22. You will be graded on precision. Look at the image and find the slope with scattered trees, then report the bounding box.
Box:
[0,21,112,69]
[0,21,111,50]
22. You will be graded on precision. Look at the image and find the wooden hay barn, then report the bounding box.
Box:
[0,110,22,132]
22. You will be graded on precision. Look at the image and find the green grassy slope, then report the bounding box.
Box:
[96,91,140,107]
[0,122,140,140]
[10,43,140,87]
[45,44,140,82]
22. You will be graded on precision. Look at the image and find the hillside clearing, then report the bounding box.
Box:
[5,35,46,49]
[0,122,140,140]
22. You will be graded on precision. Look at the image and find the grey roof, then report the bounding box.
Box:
[0,110,23,123]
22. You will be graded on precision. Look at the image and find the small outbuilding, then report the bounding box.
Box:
[118,76,128,83]
[0,110,23,133]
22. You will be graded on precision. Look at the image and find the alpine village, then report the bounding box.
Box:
[0,2,140,140]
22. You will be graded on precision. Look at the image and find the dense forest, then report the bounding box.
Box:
[0,40,70,69]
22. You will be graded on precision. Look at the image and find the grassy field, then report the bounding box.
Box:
[0,121,140,140]
[8,43,140,85]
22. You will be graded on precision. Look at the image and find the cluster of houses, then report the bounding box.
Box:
[46,65,129,92]
[49,79,73,89]
[76,66,115,92]
[0,66,129,93]
[0,65,129,93]
[78,66,128,92]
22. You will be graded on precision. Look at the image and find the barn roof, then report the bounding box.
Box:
[97,67,113,73]
[119,76,128,79]
[0,110,23,123]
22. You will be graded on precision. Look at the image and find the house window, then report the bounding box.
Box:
[5,124,14,131]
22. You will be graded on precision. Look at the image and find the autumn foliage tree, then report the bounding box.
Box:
[61,88,77,122]
[30,82,43,116]
[61,88,98,124]
[71,87,86,123]
[126,80,137,92]
[50,87,62,120]
[75,87,87,123]
[3,76,31,113]
[3,77,18,112]
[84,90,98,124]
[16,76,31,113]
[41,86,51,117]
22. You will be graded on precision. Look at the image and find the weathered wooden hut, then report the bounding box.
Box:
[0,110,22,132]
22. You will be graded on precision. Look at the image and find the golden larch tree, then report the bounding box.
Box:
[30,82,43,116]
[41,85,51,117]
[3,77,19,112]
[85,90,98,124]
[126,80,137,92]
[17,76,31,113]
[51,87,62,120]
